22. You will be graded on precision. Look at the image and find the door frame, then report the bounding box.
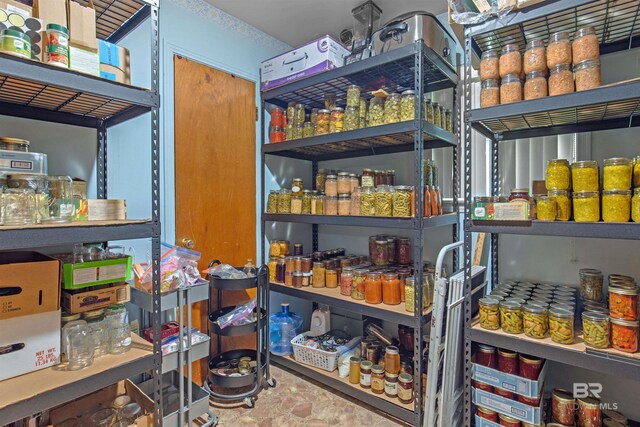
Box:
[161,40,262,259]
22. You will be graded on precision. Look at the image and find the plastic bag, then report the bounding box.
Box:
[448,0,516,25]
[337,341,362,378]
[161,330,209,356]
[136,243,207,293]
[216,299,257,329]
[204,263,248,280]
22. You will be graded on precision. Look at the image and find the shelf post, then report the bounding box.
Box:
[490,138,499,285]
[97,122,107,199]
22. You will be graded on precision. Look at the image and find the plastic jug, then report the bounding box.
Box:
[269,303,303,356]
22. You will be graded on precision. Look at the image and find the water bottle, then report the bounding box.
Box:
[269,303,303,356]
[243,259,257,277]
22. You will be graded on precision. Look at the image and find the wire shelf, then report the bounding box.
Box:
[472,0,640,53]
[75,0,147,40]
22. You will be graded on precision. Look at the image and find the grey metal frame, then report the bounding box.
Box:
[260,41,459,426]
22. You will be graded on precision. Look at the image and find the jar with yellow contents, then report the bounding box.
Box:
[603,157,633,190]
[571,160,599,192]
[573,191,600,222]
[536,195,557,221]
[548,189,571,221]
[632,188,640,223]
[602,189,631,222]
[634,156,640,188]
[546,159,571,190]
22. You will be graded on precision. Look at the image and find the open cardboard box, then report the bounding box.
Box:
[48,379,153,426]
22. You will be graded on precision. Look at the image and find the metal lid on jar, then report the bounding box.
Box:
[602,409,628,423]
[526,39,545,49]
[501,43,520,54]
[610,317,640,327]
[552,388,575,401]
[574,59,600,71]
[519,354,543,365]
[481,50,498,59]
[572,160,599,169]
[360,360,373,369]
[505,297,526,305]
[293,271,304,277]
[477,344,496,353]
[401,90,415,95]
[575,26,597,38]
[481,79,499,89]
[318,109,330,114]
[609,285,639,296]
[326,174,337,179]
[573,190,599,198]
[398,373,413,383]
[485,295,504,302]
[385,345,399,355]
[550,63,571,73]
[331,107,344,112]
[523,304,546,314]
[337,171,350,177]
[549,31,570,42]
[372,364,384,373]
[577,396,601,407]
[61,312,81,322]
[0,137,29,146]
[582,311,609,322]
[499,414,520,423]
[603,189,632,195]
[549,306,573,318]
[83,308,105,318]
[499,300,522,310]
[479,297,499,307]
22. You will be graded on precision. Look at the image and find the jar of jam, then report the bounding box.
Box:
[352,269,367,300]
[384,346,400,375]
[340,266,354,296]
[611,317,639,353]
[361,168,375,187]
[387,237,397,264]
[476,407,498,423]
[284,271,293,286]
[371,364,385,394]
[301,257,312,273]
[552,388,575,425]
[384,373,398,398]
[349,356,361,384]
[360,360,372,388]
[477,344,497,368]
[373,239,389,266]
[325,268,338,288]
[398,325,413,353]
[365,272,382,304]
[497,348,518,374]
[498,414,521,427]
[285,255,295,272]
[275,257,286,283]
[382,273,401,305]
[519,354,543,380]
[366,343,380,364]
[578,396,602,427]
[397,373,413,404]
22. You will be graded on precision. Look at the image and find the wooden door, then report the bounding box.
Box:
[174,55,257,385]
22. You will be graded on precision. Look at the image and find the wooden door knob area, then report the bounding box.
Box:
[181,238,195,249]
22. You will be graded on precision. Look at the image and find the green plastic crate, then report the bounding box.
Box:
[62,256,132,290]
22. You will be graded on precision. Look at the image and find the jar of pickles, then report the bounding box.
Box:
[549,307,574,344]
[347,84,361,107]
[633,187,640,222]
[499,300,523,334]
[330,107,344,133]
[301,190,312,214]
[479,297,500,330]
[365,272,382,304]
[548,189,571,221]
[549,63,574,96]
[392,186,411,217]
[522,304,547,339]
[603,157,633,190]
[400,90,415,121]
[602,189,631,222]
[352,269,366,299]
[582,311,610,349]
[294,103,305,124]
[316,109,330,135]
[536,195,557,221]
[344,105,360,131]
[384,93,401,124]
[611,317,639,353]
[432,102,441,127]
[424,97,434,123]
[546,159,571,190]
[374,185,393,217]
[302,122,314,138]
[369,97,384,126]
[277,189,291,213]
[360,187,376,216]
[573,191,600,222]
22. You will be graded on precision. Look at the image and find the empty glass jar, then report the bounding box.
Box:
[106,304,132,354]
[62,319,95,370]
[44,175,74,223]
[1,188,37,225]
[84,309,109,357]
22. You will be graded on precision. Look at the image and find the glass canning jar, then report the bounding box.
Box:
[290,195,302,214]
[400,90,415,121]
[301,190,312,214]
[352,269,366,299]
[291,178,303,196]
[330,107,344,133]
[573,26,599,64]
[340,266,353,295]
[44,176,74,223]
[433,102,442,127]
[277,189,291,213]
[524,70,547,100]
[444,109,452,132]
[344,105,360,131]
[106,304,132,354]
[365,272,383,304]
[293,123,303,139]
[302,122,314,138]
[337,172,351,195]
[382,273,401,305]
[368,97,384,126]
[392,186,412,217]
[324,195,338,215]
[294,103,305,124]
[548,190,571,221]
[266,189,278,213]
[360,186,376,216]
[582,311,610,349]
[84,309,109,357]
[384,93,401,124]
[311,193,324,215]
[374,185,393,217]
[480,50,499,80]
[285,123,293,140]
[479,297,500,330]
[611,318,639,353]
[522,304,547,339]
[425,97,434,123]
[500,74,522,104]
[575,59,601,92]
[62,320,95,370]
[480,79,500,107]
[325,174,338,197]
[499,44,521,78]
[316,169,327,192]
[549,63,574,96]
[571,160,599,191]
[338,194,351,216]
[1,188,37,225]
[350,187,361,215]
[536,195,556,221]
[346,84,360,107]
[603,157,633,190]
[634,155,640,187]
[602,189,631,222]
[547,31,572,68]
[499,300,523,334]
[373,239,389,266]
[316,109,331,134]
[549,307,574,344]
[633,187,640,222]
[546,159,571,190]
[349,173,359,192]
[361,168,375,188]
[524,39,546,74]
[573,191,600,222]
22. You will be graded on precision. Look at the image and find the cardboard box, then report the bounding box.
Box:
[61,282,130,314]
[471,359,547,398]
[98,38,129,69]
[88,198,127,220]
[0,310,60,381]
[100,63,130,84]
[475,415,502,427]
[0,149,47,174]
[61,255,132,290]
[260,35,349,91]
[0,0,31,17]
[472,387,544,424]
[67,0,97,49]
[0,251,61,321]
[49,379,153,426]
[34,0,67,27]
[69,42,99,76]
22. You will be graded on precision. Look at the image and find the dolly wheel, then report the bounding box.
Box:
[267,377,276,388]
[244,397,255,408]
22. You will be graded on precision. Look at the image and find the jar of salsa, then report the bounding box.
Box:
[497,348,518,374]
[498,414,521,427]
[371,364,385,394]
[519,354,543,380]
[397,238,412,265]
[325,268,338,288]
[340,267,354,296]
[477,344,497,368]
[365,272,382,304]
[552,388,575,425]
[352,269,367,300]
[382,273,401,305]
[476,407,498,423]
[397,373,413,404]
[611,318,639,353]
[577,396,602,427]
[373,239,389,266]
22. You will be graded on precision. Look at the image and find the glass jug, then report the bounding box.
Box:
[62,320,95,370]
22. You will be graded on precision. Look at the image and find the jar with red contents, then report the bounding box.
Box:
[609,286,639,321]
[578,396,602,427]
[494,386,515,400]
[476,407,498,422]
[552,388,575,425]
[518,394,541,407]
[499,414,521,427]
[382,273,401,305]
[397,238,412,265]
[473,380,493,393]
[340,267,354,297]
[269,126,286,143]
[611,318,639,353]
[518,354,543,380]
[365,272,382,304]
[477,344,497,368]
[497,348,518,374]
[270,106,286,128]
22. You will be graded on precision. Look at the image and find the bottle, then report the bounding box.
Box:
[243,259,256,277]
[269,303,303,356]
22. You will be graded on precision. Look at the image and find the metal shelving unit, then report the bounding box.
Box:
[462,1,640,425]
[0,0,162,424]
[260,41,460,426]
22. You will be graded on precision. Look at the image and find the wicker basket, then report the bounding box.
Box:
[291,332,340,372]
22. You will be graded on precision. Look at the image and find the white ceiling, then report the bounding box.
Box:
[206,0,448,47]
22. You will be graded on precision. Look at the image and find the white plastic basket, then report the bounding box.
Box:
[291,332,340,372]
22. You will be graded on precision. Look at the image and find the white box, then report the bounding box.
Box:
[260,35,350,91]
[0,310,60,381]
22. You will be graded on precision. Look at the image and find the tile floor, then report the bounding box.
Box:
[209,365,407,427]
